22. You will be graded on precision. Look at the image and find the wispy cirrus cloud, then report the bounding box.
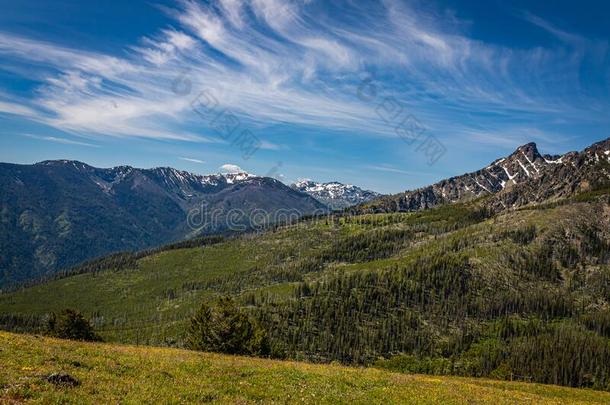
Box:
[0,101,40,117]
[0,0,606,148]
[365,164,437,177]
[521,11,585,46]
[179,156,205,163]
[21,133,99,148]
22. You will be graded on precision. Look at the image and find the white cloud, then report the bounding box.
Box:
[219,0,245,28]
[0,0,605,145]
[179,156,205,163]
[365,164,435,177]
[21,133,99,148]
[259,140,284,151]
[219,163,243,173]
[135,30,196,66]
[0,101,39,117]
[521,12,584,46]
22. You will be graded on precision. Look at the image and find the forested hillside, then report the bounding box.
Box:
[2,187,610,391]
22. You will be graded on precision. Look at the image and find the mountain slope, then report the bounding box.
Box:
[0,161,325,287]
[292,179,381,209]
[2,189,610,390]
[3,332,607,404]
[360,138,610,213]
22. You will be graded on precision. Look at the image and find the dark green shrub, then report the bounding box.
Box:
[46,309,101,341]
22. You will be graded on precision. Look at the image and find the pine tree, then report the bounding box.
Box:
[187,297,269,356]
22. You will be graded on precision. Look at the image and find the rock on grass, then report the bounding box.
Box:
[45,373,80,387]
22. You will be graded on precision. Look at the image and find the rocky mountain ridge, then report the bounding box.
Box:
[360,138,610,213]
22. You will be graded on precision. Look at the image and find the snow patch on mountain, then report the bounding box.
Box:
[222,171,256,184]
[361,138,610,214]
[292,179,381,209]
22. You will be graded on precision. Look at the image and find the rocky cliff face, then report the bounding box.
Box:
[361,138,610,213]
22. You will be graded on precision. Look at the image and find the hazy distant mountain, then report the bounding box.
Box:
[359,138,610,213]
[0,161,325,287]
[292,179,380,210]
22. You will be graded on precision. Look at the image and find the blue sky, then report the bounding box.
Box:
[0,0,608,193]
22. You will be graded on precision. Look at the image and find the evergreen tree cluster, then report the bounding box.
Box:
[46,309,101,342]
[187,297,269,356]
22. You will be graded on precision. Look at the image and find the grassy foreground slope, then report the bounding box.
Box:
[1,331,609,404]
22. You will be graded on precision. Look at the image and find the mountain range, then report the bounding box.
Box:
[360,138,610,213]
[292,179,380,209]
[2,137,609,287]
[0,161,326,287]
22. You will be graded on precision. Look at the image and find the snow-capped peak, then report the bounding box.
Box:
[292,179,380,209]
[294,178,315,188]
[221,171,256,184]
